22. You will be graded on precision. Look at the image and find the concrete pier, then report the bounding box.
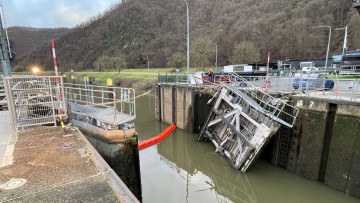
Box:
[155,84,215,132]
[0,125,139,202]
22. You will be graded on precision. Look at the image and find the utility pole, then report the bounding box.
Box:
[342,26,348,55]
[183,0,190,83]
[312,25,332,94]
[334,26,348,56]
[0,1,11,76]
[147,54,149,70]
[215,44,218,72]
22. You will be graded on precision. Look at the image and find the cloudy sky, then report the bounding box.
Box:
[2,0,121,28]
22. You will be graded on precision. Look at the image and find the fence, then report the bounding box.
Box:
[158,73,188,83]
[230,72,299,128]
[3,76,66,131]
[63,83,136,126]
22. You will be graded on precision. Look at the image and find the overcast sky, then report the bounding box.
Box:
[2,0,121,28]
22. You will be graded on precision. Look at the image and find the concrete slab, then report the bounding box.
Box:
[0,126,139,202]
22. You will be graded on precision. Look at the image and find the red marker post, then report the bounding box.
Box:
[262,51,271,91]
[51,39,63,114]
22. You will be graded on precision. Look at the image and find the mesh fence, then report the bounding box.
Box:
[3,76,66,131]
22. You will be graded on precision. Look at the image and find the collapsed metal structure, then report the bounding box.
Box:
[198,73,299,172]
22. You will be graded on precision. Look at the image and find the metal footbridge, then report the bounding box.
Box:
[1,75,136,135]
[64,83,136,129]
[198,72,299,172]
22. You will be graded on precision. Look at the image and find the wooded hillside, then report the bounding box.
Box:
[8,27,69,67]
[10,0,360,72]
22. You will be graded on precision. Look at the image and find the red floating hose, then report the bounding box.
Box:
[138,124,177,150]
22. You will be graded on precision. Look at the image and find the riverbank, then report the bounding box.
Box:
[13,67,206,89]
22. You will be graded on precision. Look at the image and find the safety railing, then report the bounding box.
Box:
[3,76,66,131]
[63,83,136,125]
[0,77,4,94]
[229,72,299,128]
[157,71,360,102]
[158,73,188,84]
[217,73,360,102]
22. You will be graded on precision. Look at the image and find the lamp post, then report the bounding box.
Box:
[312,25,332,74]
[215,44,218,72]
[334,26,348,56]
[312,25,332,94]
[32,67,40,76]
[183,0,190,83]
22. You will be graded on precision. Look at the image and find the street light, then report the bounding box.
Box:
[183,0,190,83]
[32,67,40,76]
[312,25,332,94]
[312,25,332,74]
[334,26,348,56]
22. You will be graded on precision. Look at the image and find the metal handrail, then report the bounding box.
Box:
[2,76,67,131]
[228,72,299,128]
[63,83,136,125]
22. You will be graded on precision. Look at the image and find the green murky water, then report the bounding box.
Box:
[134,93,359,203]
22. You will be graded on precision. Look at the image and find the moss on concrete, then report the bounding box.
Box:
[295,110,327,180]
[325,114,360,197]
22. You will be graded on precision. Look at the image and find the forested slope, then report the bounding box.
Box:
[10,0,360,71]
[8,27,69,68]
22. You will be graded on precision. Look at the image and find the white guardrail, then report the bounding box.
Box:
[63,83,136,126]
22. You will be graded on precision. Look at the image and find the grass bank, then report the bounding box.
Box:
[328,75,360,79]
[62,68,201,89]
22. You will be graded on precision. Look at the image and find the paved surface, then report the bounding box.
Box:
[0,125,138,202]
[0,111,12,167]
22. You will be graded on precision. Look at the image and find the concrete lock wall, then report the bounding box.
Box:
[292,100,329,180]
[325,104,360,198]
[287,98,360,198]
[156,84,195,132]
[176,86,194,130]
[155,85,161,121]
[159,85,174,124]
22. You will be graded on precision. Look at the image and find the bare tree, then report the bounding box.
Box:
[232,41,260,64]
[191,37,214,71]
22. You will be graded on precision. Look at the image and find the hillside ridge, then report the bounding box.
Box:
[10,0,360,71]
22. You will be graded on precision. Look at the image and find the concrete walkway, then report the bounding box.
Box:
[0,111,12,167]
[0,125,139,202]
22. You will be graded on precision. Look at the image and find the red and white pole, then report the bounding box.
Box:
[266,51,270,81]
[51,39,58,76]
[262,51,271,90]
[51,39,63,114]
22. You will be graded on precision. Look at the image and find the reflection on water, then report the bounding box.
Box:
[135,93,359,203]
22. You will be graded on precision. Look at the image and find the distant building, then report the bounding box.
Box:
[340,50,360,74]
[281,58,332,70]
[247,62,278,70]
[332,53,342,73]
